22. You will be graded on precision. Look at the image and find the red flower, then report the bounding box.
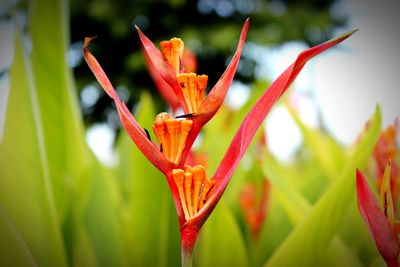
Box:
[83,19,354,266]
[356,164,400,267]
[373,121,400,203]
[239,179,271,241]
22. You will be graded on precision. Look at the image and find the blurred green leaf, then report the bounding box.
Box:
[264,105,381,267]
[0,206,37,267]
[84,163,128,267]
[287,104,346,181]
[195,201,250,267]
[29,0,94,223]
[262,153,311,224]
[0,29,68,266]
[262,142,364,267]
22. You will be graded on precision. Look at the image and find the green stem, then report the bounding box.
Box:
[181,245,193,267]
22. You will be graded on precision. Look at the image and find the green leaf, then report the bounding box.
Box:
[29,0,93,223]
[84,163,128,267]
[264,105,381,267]
[0,29,68,266]
[0,206,37,267]
[195,200,250,267]
[28,0,96,263]
[262,140,363,267]
[287,104,346,181]
[262,152,311,224]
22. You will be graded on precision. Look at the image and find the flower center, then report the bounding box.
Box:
[177,73,207,113]
[172,165,216,220]
[160,38,209,113]
[153,112,192,164]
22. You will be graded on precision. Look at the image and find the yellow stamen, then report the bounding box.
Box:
[160,38,184,74]
[173,169,190,220]
[381,160,395,227]
[192,165,206,213]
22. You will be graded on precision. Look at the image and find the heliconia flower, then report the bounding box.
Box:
[373,120,400,203]
[83,21,355,266]
[135,19,249,165]
[239,179,271,241]
[356,164,400,267]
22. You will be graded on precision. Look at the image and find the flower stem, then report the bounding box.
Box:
[181,245,193,267]
[180,225,199,267]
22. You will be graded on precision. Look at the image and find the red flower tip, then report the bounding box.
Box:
[356,168,399,267]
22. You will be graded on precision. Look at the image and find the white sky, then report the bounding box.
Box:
[313,0,400,144]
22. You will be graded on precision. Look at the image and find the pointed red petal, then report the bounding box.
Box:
[135,26,189,112]
[83,37,175,174]
[189,30,357,225]
[356,169,399,266]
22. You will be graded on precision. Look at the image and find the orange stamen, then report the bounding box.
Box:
[177,74,193,113]
[198,178,216,210]
[184,171,194,218]
[153,112,171,157]
[160,38,184,74]
[171,38,184,73]
[187,73,198,112]
[153,113,193,163]
[175,120,193,163]
[172,165,215,220]
[192,165,206,213]
[177,73,208,113]
[173,169,190,220]
[196,75,208,109]
[165,119,180,161]
[381,160,396,227]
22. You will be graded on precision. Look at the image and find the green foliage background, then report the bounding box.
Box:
[0,0,388,266]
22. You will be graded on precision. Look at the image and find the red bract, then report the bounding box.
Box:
[356,167,399,267]
[83,21,355,267]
